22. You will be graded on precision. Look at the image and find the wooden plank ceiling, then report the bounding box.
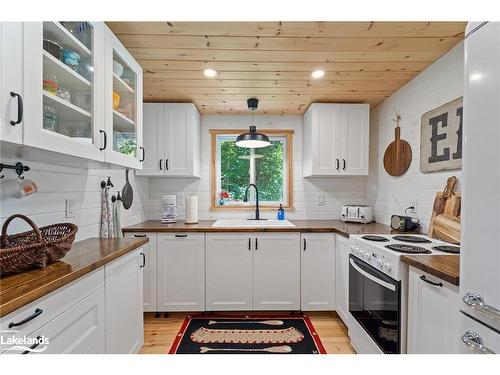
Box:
[107,22,466,115]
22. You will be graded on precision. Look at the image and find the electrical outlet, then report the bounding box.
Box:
[65,199,75,218]
[409,198,418,214]
[317,193,326,206]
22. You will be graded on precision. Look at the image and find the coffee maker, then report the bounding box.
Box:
[161,195,180,224]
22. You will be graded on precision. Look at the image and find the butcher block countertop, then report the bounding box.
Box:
[123,220,393,238]
[0,237,149,318]
[401,255,460,286]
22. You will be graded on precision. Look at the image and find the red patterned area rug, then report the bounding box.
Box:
[169,314,326,354]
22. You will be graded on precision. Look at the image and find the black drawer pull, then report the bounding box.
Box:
[159,159,163,170]
[166,159,169,170]
[343,159,346,170]
[10,91,23,126]
[134,234,147,237]
[140,252,146,268]
[175,234,188,238]
[248,238,251,250]
[336,159,340,170]
[255,237,258,250]
[140,146,145,162]
[420,275,443,287]
[8,308,43,328]
[22,336,42,354]
[303,238,307,251]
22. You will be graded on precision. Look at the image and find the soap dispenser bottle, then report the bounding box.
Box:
[277,204,285,220]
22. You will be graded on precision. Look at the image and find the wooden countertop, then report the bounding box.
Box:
[401,255,460,286]
[123,220,394,238]
[0,237,149,318]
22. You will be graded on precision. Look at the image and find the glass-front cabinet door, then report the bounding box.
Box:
[104,28,143,169]
[23,22,105,161]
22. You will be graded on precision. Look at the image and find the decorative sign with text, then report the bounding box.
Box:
[420,97,463,173]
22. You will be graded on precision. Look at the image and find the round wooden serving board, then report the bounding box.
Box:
[383,126,412,176]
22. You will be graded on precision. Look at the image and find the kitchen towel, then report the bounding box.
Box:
[185,195,199,224]
[112,198,124,238]
[100,185,113,238]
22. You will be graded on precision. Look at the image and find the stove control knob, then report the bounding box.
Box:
[383,262,391,272]
[376,259,383,268]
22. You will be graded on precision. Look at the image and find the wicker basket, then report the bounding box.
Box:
[0,214,78,276]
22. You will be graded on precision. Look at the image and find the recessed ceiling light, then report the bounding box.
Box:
[311,70,325,79]
[203,68,217,77]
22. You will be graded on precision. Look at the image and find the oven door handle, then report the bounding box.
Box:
[350,258,396,291]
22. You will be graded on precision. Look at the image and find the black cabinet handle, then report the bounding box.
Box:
[255,237,258,250]
[420,275,443,287]
[303,238,307,251]
[175,234,188,238]
[8,308,43,328]
[343,159,346,170]
[336,159,340,170]
[159,159,163,170]
[166,159,169,170]
[99,130,107,151]
[248,238,251,250]
[22,336,42,354]
[140,252,146,268]
[134,234,147,238]
[10,91,23,126]
[140,147,145,162]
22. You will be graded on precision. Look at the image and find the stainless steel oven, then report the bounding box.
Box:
[349,254,401,354]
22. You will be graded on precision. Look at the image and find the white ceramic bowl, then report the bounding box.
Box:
[113,60,124,77]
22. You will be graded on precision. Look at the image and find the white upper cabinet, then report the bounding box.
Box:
[103,26,143,169]
[301,233,336,311]
[137,103,201,177]
[23,22,105,162]
[2,22,142,168]
[0,22,24,145]
[303,103,369,176]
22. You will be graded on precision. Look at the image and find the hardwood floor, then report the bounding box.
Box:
[140,311,355,354]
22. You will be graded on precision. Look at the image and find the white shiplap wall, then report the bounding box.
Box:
[149,115,368,220]
[0,158,150,242]
[367,42,464,231]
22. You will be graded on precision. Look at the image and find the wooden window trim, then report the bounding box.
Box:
[210,129,294,211]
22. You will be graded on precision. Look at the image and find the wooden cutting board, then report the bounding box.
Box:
[428,176,461,244]
[383,126,412,176]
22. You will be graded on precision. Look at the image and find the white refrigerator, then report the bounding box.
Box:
[461,21,500,354]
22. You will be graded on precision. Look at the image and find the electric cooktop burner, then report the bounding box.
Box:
[362,235,390,242]
[385,244,432,254]
[393,235,432,244]
[432,245,460,254]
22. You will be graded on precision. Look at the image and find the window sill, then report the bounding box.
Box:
[209,205,295,211]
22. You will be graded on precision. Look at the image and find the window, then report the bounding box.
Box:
[210,129,293,209]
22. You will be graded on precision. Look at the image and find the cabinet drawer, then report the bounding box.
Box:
[4,287,105,354]
[0,268,104,352]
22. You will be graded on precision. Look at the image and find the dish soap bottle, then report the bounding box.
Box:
[277,204,285,220]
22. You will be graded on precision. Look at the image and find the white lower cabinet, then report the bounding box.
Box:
[300,233,336,311]
[157,233,205,311]
[206,233,300,311]
[335,235,351,324]
[407,266,460,354]
[124,232,157,312]
[253,233,301,310]
[105,248,144,354]
[206,233,253,311]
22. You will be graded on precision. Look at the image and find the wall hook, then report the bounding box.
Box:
[106,177,114,187]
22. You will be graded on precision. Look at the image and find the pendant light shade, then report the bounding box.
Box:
[235,98,271,148]
[235,126,271,148]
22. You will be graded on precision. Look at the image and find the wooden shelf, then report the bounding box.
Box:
[43,91,91,122]
[43,51,91,92]
[43,22,91,57]
[113,109,135,132]
[113,73,135,99]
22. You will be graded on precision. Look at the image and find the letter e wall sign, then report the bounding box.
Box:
[420,97,463,173]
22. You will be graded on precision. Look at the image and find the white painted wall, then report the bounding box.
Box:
[149,115,368,220]
[368,42,464,231]
[0,158,150,241]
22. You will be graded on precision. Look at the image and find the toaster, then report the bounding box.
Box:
[341,205,373,224]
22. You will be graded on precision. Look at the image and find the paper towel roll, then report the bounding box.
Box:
[185,195,199,224]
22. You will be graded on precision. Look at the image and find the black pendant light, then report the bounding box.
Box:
[235,98,271,148]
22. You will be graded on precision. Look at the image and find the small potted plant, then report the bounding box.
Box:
[217,191,230,206]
